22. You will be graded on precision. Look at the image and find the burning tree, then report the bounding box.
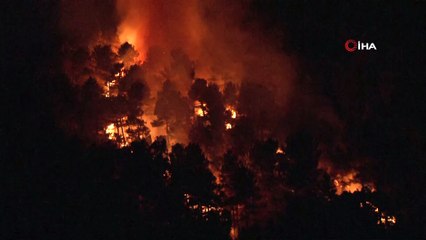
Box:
[19,1,423,238]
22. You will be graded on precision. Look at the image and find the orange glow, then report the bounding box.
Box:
[143,112,167,140]
[224,105,238,130]
[100,57,168,148]
[362,201,397,227]
[194,100,208,117]
[333,170,363,195]
[117,23,146,62]
[226,105,238,119]
[196,108,205,117]
[387,216,397,225]
[118,26,138,48]
[114,68,125,78]
[104,115,154,148]
[105,123,116,140]
[183,192,224,217]
[104,80,118,98]
[230,226,238,240]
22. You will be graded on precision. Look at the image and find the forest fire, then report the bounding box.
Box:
[194,100,208,117]
[9,1,423,239]
[184,193,225,217]
[66,29,398,239]
[226,105,238,119]
[361,201,397,227]
[225,105,238,130]
[103,80,117,98]
[333,170,372,195]
[105,123,116,140]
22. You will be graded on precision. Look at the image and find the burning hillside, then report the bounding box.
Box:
[4,0,426,239]
[58,35,394,239]
[57,0,409,238]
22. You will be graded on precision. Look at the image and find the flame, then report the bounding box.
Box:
[114,68,125,78]
[196,108,205,117]
[105,123,116,140]
[118,26,138,48]
[333,171,363,195]
[276,147,284,154]
[183,192,224,217]
[387,215,397,225]
[194,100,208,117]
[117,24,146,62]
[361,201,397,227]
[225,105,237,119]
[100,53,168,148]
[224,105,238,130]
[230,226,238,240]
[104,115,154,148]
[104,80,118,98]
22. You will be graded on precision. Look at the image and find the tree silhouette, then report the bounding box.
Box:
[78,77,105,140]
[284,130,321,190]
[222,150,256,239]
[118,42,139,67]
[170,143,217,204]
[154,80,192,142]
[189,79,225,154]
[92,45,118,77]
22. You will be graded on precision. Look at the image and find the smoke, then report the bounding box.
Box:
[60,0,120,47]
[58,0,357,174]
[115,0,295,94]
[58,0,372,187]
